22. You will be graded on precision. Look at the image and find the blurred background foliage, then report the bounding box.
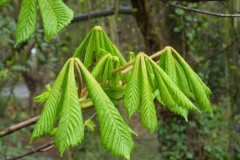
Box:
[0,0,240,159]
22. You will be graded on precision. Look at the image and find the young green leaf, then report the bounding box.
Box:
[109,57,122,87]
[0,0,11,6]
[174,59,194,98]
[32,60,70,139]
[55,60,84,156]
[171,48,212,113]
[84,31,96,67]
[104,86,126,100]
[91,54,111,79]
[73,29,94,58]
[101,29,127,65]
[76,59,134,160]
[152,73,188,120]
[140,55,157,132]
[102,57,113,84]
[149,58,200,113]
[73,26,127,68]
[124,55,141,117]
[38,0,73,40]
[146,60,156,90]
[159,48,177,82]
[15,0,37,45]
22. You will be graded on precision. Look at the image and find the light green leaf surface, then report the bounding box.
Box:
[172,48,212,113]
[32,60,70,139]
[124,56,141,117]
[55,60,84,156]
[149,58,200,119]
[76,59,134,160]
[91,54,111,79]
[0,0,11,6]
[15,0,37,45]
[38,0,73,40]
[140,56,157,132]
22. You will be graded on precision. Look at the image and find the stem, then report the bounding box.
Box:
[114,48,166,74]
[5,113,97,160]
[0,116,39,138]
[74,62,83,97]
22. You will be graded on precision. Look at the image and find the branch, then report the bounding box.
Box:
[162,0,240,17]
[5,113,97,160]
[0,116,39,138]
[0,48,166,138]
[72,6,136,23]
[5,140,54,160]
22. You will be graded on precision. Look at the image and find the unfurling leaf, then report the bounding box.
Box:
[55,60,84,156]
[158,47,212,113]
[32,60,70,139]
[38,0,73,40]
[15,0,37,45]
[172,48,212,113]
[76,59,134,160]
[73,26,127,67]
[124,55,141,117]
[0,0,11,6]
[150,58,200,113]
[140,55,157,132]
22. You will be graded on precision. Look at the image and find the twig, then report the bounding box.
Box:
[74,62,83,97]
[5,113,97,160]
[0,49,166,139]
[72,6,136,23]
[0,116,39,138]
[162,0,240,17]
[5,140,55,160]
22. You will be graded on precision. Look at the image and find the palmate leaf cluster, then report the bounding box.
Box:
[31,26,212,160]
[73,26,127,68]
[0,0,73,45]
[32,57,134,159]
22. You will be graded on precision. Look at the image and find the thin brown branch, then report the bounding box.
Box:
[0,116,39,138]
[74,62,83,97]
[5,113,97,160]
[0,49,165,139]
[72,6,136,23]
[5,140,55,160]
[162,0,240,17]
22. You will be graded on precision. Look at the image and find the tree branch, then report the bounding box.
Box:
[162,0,240,17]
[5,140,54,160]
[0,48,166,139]
[0,116,39,138]
[5,113,97,160]
[72,6,136,23]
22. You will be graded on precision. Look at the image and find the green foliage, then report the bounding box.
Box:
[124,55,141,117]
[91,54,121,85]
[104,86,126,101]
[38,0,73,40]
[33,84,51,104]
[32,60,70,139]
[158,105,229,160]
[5,0,73,45]
[91,54,111,79]
[75,59,134,160]
[15,0,37,45]
[32,59,84,156]
[159,47,212,113]
[140,55,157,132]
[0,0,10,6]
[73,26,127,68]
[150,57,200,114]
[30,26,213,159]
[54,60,84,156]
[124,52,201,132]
